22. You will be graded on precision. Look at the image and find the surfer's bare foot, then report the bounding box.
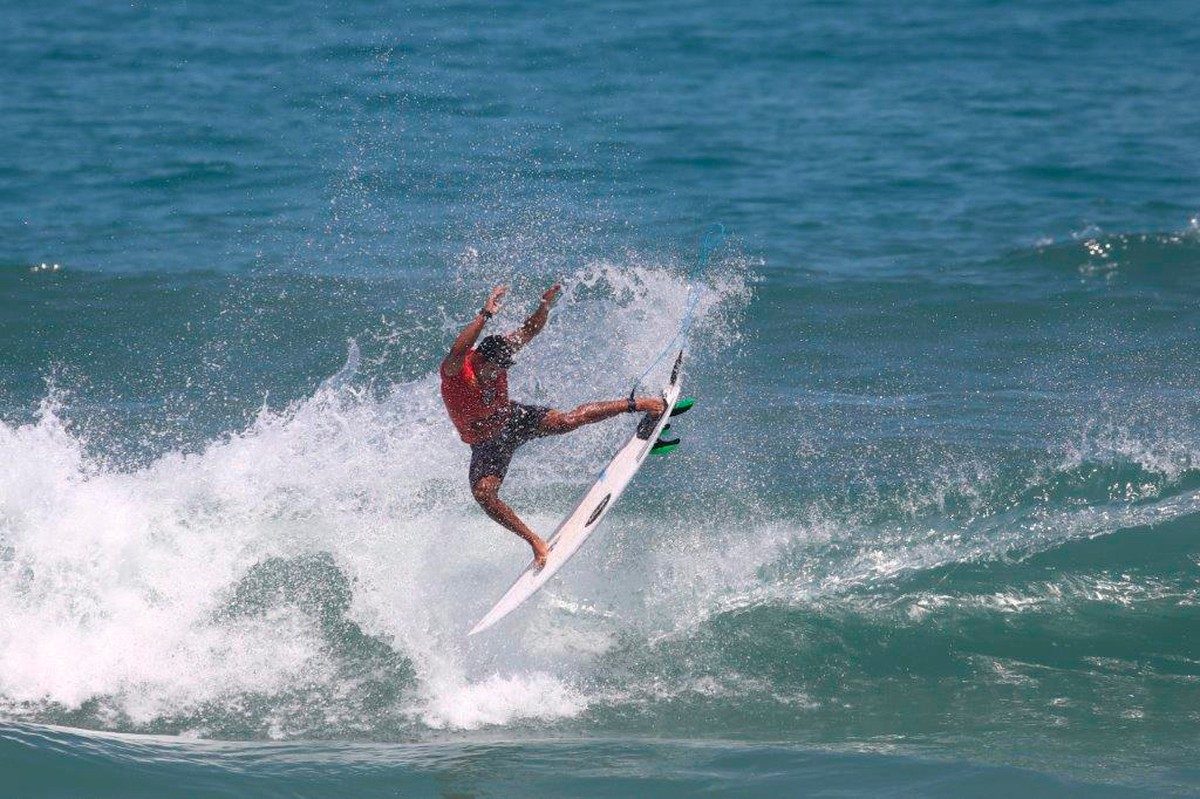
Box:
[635,397,667,416]
[531,538,549,569]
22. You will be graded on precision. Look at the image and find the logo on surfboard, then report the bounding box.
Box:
[585,493,612,527]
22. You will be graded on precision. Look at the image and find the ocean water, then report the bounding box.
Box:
[2,0,1199,796]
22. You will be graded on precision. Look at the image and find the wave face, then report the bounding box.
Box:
[4,0,1200,794]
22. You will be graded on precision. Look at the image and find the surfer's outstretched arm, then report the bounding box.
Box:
[442,285,506,377]
[472,476,549,569]
[506,284,561,352]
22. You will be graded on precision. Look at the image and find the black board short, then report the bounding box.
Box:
[469,403,551,486]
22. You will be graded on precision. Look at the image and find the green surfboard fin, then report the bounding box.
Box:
[650,441,679,455]
[670,397,695,417]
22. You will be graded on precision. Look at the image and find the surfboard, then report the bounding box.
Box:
[468,350,687,635]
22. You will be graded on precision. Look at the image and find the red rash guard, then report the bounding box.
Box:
[441,349,509,444]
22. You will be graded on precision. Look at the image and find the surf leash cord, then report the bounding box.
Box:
[628,223,727,402]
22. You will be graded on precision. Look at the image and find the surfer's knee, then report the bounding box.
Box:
[471,475,502,505]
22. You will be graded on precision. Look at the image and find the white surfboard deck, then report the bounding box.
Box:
[468,351,685,635]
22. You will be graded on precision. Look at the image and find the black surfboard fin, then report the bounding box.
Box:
[650,428,680,454]
[650,440,680,455]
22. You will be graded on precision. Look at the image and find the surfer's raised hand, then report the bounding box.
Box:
[508,284,559,350]
[484,285,507,316]
[442,285,507,377]
[541,283,562,308]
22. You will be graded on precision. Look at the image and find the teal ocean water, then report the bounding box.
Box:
[3,1,1199,796]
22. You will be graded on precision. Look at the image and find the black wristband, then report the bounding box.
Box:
[479,308,493,320]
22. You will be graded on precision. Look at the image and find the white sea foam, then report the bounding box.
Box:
[419,671,589,730]
[1060,420,1198,486]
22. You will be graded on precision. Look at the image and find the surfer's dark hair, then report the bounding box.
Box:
[476,335,516,368]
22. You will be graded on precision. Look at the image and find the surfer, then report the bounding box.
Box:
[441,284,667,569]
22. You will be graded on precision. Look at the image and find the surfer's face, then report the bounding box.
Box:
[477,359,503,382]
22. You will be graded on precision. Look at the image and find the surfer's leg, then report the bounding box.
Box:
[470,434,549,568]
[540,397,666,435]
[471,475,549,569]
